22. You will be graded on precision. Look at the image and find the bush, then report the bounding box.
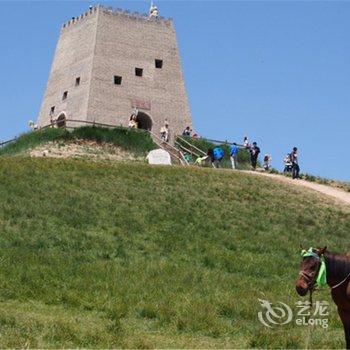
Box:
[70,126,155,155]
[0,128,69,156]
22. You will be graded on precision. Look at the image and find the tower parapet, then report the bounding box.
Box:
[62,5,172,30]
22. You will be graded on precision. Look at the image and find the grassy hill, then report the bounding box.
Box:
[0,126,253,169]
[0,157,349,348]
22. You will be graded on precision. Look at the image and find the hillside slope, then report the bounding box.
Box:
[0,157,349,348]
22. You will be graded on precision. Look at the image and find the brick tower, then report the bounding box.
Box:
[37,5,192,138]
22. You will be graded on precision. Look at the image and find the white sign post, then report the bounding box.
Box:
[146,149,172,165]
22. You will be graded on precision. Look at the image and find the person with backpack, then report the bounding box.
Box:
[208,146,224,168]
[213,146,225,168]
[229,143,239,169]
[291,147,300,179]
[250,142,260,170]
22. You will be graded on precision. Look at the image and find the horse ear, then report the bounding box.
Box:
[318,246,327,255]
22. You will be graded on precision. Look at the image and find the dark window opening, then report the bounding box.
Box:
[62,91,68,100]
[75,77,81,86]
[50,106,55,115]
[114,75,122,85]
[155,59,163,69]
[135,68,143,77]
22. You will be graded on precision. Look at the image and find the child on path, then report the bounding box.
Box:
[263,154,271,171]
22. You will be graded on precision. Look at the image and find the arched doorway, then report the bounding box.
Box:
[56,113,66,128]
[136,112,152,131]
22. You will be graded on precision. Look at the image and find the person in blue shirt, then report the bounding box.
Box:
[229,143,239,169]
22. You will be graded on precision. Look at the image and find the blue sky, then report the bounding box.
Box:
[0,1,349,180]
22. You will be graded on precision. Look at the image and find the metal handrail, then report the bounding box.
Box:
[0,119,121,147]
[174,140,201,159]
[64,119,120,129]
[0,138,17,147]
[147,129,187,165]
[147,129,180,154]
[204,137,245,148]
[155,139,186,165]
[176,135,207,156]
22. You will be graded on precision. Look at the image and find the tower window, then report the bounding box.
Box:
[155,59,163,69]
[75,77,81,86]
[50,106,55,115]
[135,68,143,77]
[62,91,68,100]
[114,75,122,85]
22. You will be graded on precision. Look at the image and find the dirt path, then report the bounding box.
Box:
[246,171,350,207]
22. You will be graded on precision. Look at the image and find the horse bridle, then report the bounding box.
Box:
[299,254,322,292]
[300,252,350,291]
[298,253,322,310]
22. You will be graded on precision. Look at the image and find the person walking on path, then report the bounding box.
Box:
[229,143,239,169]
[250,142,260,170]
[291,147,300,179]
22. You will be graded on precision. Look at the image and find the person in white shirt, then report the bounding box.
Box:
[160,120,170,142]
[243,136,250,149]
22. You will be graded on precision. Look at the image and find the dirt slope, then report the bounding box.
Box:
[247,171,350,207]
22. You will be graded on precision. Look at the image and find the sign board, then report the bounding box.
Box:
[131,99,151,111]
[146,149,172,165]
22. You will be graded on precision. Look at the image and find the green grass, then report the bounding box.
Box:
[0,157,349,348]
[0,126,155,157]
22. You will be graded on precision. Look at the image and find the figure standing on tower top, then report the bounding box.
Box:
[149,2,159,18]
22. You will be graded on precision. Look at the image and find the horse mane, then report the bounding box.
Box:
[325,251,350,281]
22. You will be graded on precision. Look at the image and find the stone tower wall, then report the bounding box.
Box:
[37,6,193,139]
[37,7,99,126]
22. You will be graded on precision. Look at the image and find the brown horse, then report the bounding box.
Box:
[296,247,350,349]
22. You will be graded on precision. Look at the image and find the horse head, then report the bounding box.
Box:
[296,246,327,296]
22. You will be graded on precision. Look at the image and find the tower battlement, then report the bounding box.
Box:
[62,5,172,30]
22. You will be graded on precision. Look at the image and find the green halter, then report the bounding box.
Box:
[301,247,327,287]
